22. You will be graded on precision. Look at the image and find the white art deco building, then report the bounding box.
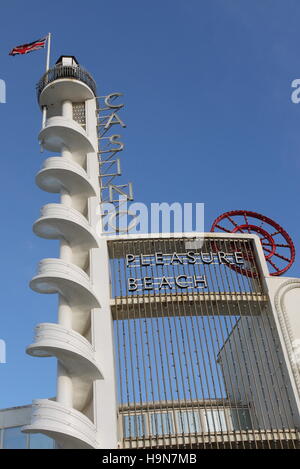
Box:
[1,56,300,449]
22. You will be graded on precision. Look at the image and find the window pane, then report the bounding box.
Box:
[123,414,145,438]
[29,433,54,449]
[151,413,173,435]
[177,411,201,433]
[3,427,27,449]
[205,410,227,432]
[231,408,252,431]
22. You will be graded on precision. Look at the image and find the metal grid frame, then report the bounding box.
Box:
[108,235,299,449]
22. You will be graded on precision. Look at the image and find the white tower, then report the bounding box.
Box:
[23,56,118,449]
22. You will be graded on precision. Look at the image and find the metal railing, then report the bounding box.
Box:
[36,64,97,100]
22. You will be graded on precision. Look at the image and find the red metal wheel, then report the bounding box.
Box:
[210,210,295,277]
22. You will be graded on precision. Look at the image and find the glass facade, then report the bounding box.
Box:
[123,414,145,438]
[0,426,54,449]
[177,410,201,434]
[3,427,27,449]
[29,433,54,449]
[205,410,228,432]
[231,408,252,431]
[150,413,173,436]
[122,407,253,439]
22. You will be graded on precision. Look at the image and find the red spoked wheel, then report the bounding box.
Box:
[210,210,295,277]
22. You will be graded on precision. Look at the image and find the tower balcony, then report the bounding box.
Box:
[30,258,100,312]
[26,322,103,380]
[22,399,98,449]
[37,62,96,108]
[36,156,96,197]
[33,203,99,256]
[39,116,96,154]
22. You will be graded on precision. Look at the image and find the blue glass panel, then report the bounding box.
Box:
[123,414,145,438]
[205,410,227,432]
[151,413,173,435]
[177,411,201,433]
[3,426,27,449]
[29,433,54,449]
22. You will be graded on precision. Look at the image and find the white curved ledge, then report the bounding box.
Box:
[39,79,95,109]
[30,258,100,310]
[36,157,96,196]
[22,399,98,449]
[39,117,96,153]
[274,279,300,398]
[33,203,99,249]
[26,322,103,380]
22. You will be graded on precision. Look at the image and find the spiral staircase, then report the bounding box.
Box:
[22,56,118,449]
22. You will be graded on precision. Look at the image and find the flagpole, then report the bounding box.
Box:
[42,33,51,131]
[45,32,51,72]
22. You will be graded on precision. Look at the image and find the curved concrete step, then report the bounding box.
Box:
[30,258,100,311]
[26,322,103,380]
[33,203,98,245]
[39,116,96,154]
[36,156,96,197]
[22,399,98,449]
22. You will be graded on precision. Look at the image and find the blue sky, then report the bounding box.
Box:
[0,0,299,408]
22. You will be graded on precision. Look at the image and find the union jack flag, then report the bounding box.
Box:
[9,36,47,56]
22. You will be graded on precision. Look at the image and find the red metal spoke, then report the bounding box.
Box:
[262,247,274,254]
[263,242,290,248]
[243,212,251,233]
[267,258,280,272]
[263,247,290,263]
[215,224,232,233]
[225,215,244,233]
[272,251,291,263]
[226,215,239,227]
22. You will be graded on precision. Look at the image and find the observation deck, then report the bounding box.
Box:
[37,60,97,102]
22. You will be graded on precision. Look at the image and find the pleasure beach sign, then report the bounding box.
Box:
[126,250,244,291]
